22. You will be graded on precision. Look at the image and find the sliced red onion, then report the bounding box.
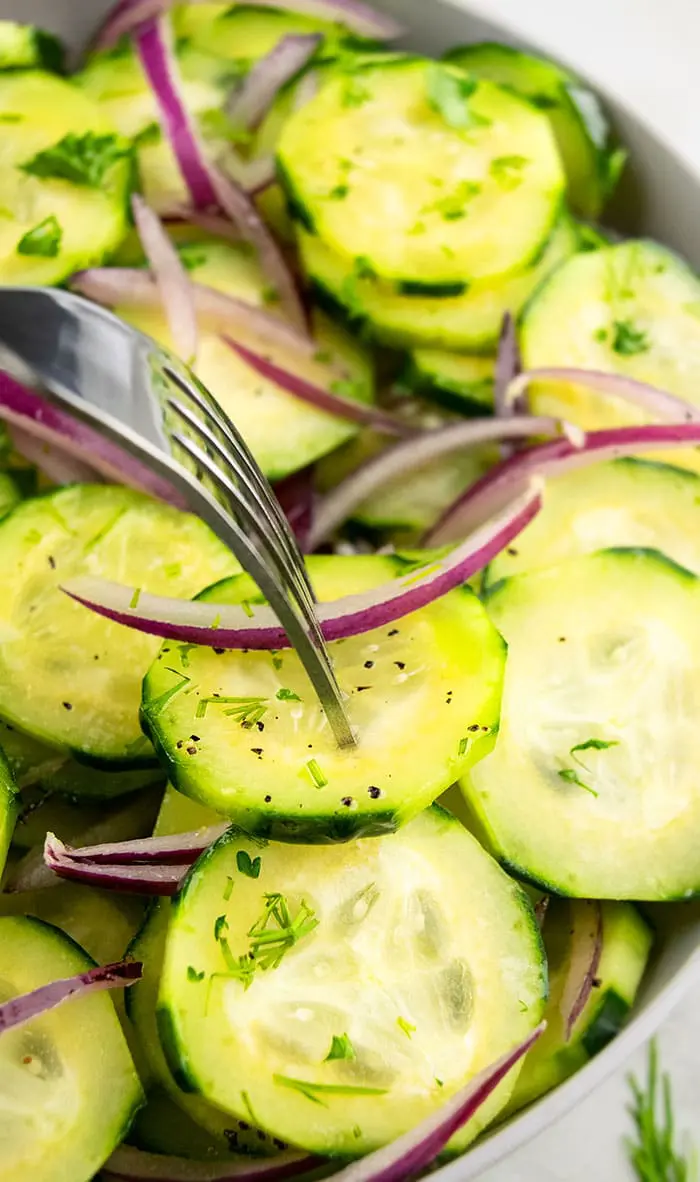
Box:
[561,902,604,1041]
[0,958,141,1035]
[293,69,319,110]
[61,481,542,649]
[0,369,185,508]
[328,1024,545,1182]
[494,312,521,418]
[509,367,700,424]
[428,421,700,546]
[135,17,219,210]
[163,207,242,242]
[274,467,315,550]
[534,896,550,930]
[44,833,189,896]
[226,35,322,131]
[8,424,102,485]
[59,825,227,865]
[131,194,198,364]
[308,414,579,549]
[223,337,416,436]
[103,1145,321,1182]
[90,0,166,52]
[71,269,318,360]
[208,165,308,333]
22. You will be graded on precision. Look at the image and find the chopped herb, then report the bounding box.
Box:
[196,695,268,727]
[187,965,205,982]
[425,63,491,131]
[571,738,619,757]
[276,687,301,702]
[353,1126,363,1139]
[458,736,470,756]
[218,893,318,989]
[273,1075,388,1106]
[129,587,141,609]
[325,1033,356,1062]
[423,179,481,220]
[397,1016,416,1039]
[341,75,371,108]
[626,1041,693,1181]
[177,244,207,272]
[148,670,192,716]
[17,214,62,258]
[135,120,161,147]
[558,767,599,797]
[594,327,608,342]
[164,561,182,578]
[0,113,22,123]
[490,154,529,190]
[223,875,234,902]
[236,850,262,879]
[176,643,198,669]
[214,914,229,941]
[272,654,284,670]
[435,1078,444,1088]
[305,758,328,789]
[21,131,131,188]
[518,999,528,1013]
[329,184,350,200]
[612,319,650,356]
[330,377,363,401]
[210,612,222,629]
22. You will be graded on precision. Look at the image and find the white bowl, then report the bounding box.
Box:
[6,0,700,1177]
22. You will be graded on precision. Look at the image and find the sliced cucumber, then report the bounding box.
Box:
[463,548,700,899]
[0,747,17,878]
[279,58,564,286]
[403,351,495,415]
[173,4,371,63]
[0,71,132,285]
[116,239,375,481]
[0,880,144,969]
[0,485,236,765]
[506,900,652,1113]
[300,212,578,350]
[0,470,20,518]
[142,554,505,841]
[520,240,700,471]
[0,21,64,73]
[487,458,700,585]
[158,806,545,1155]
[154,782,224,839]
[445,42,623,219]
[9,784,162,861]
[0,915,143,1182]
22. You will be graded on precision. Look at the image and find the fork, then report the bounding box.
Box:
[0,286,355,748]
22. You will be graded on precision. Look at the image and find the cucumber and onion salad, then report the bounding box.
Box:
[1,0,699,1179]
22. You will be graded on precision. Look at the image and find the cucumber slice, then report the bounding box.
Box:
[279,58,565,286]
[403,352,495,415]
[463,548,700,899]
[0,881,144,968]
[445,42,623,219]
[0,71,132,286]
[0,719,164,801]
[520,241,700,463]
[0,915,142,1182]
[0,485,236,765]
[0,748,17,878]
[300,212,578,350]
[506,900,652,1113]
[9,784,162,862]
[0,470,20,519]
[117,240,375,481]
[0,21,64,73]
[487,458,700,585]
[142,554,505,841]
[157,807,546,1155]
[173,4,370,63]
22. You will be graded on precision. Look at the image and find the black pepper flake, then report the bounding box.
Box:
[388,629,399,637]
[163,648,171,653]
[176,740,184,749]
[506,547,518,556]
[394,661,406,670]
[468,724,480,732]
[48,555,56,569]
[186,744,197,755]
[341,796,354,807]
[213,647,226,655]
[256,1130,266,1142]
[558,637,567,643]
[592,977,602,988]
[481,726,489,732]
[93,654,100,660]
[190,734,200,742]
[356,685,371,692]
[273,1139,286,1151]
[368,786,381,799]
[251,747,263,755]
[62,701,73,711]
[264,794,272,802]
[239,1121,250,1132]
[256,721,265,732]
[364,660,374,669]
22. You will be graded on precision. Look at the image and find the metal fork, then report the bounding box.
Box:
[0,286,355,748]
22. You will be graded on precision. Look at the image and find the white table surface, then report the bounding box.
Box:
[456,2,700,1177]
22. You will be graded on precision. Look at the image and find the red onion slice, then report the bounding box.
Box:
[428,421,700,545]
[59,825,227,865]
[308,414,579,549]
[60,481,542,649]
[44,833,190,896]
[328,1024,545,1181]
[494,312,521,418]
[131,194,198,364]
[0,958,142,1035]
[135,17,219,209]
[209,166,308,333]
[71,269,319,360]
[226,35,322,131]
[90,0,166,52]
[510,367,700,423]
[103,1145,321,1182]
[274,467,315,550]
[9,424,102,485]
[223,337,417,436]
[560,901,604,1041]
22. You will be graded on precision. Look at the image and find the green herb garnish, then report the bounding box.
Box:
[490,154,529,190]
[558,767,599,797]
[341,75,371,108]
[329,183,350,200]
[187,965,205,982]
[273,1076,388,1106]
[325,1033,356,1062]
[196,695,268,727]
[626,1041,694,1180]
[218,893,318,989]
[129,587,141,610]
[458,736,470,756]
[236,850,262,879]
[223,875,234,902]
[397,1016,416,1039]
[276,687,301,702]
[214,914,229,941]
[424,179,481,221]
[425,63,490,131]
[21,131,131,188]
[571,738,619,757]
[17,214,62,258]
[305,758,328,788]
[612,319,650,356]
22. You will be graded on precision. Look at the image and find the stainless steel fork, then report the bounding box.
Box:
[0,286,355,748]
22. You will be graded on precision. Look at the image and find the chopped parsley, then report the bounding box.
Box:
[273,1076,388,1106]
[325,1033,356,1062]
[490,154,529,190]
[305,758,328,789]
[397,1016,416,1038]
[276,687,301,702]
[21,131,131,188]
[425,63,490,132]
[236,849,262,879]
[187,965,206,982]
[612,319,650,356]
[17,214,62,258]
[558,767,599,797]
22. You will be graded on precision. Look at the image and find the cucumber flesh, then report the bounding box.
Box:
[463,548,700,899]
[404,352,495,415]
[0,915,142,1182]
[0,20,65,72]
[0,485,236,765]
[0,880,144,969]
[279,58,565,286]
[158,806,546,1155]
[174,5,362,63]
[142,554,505,841]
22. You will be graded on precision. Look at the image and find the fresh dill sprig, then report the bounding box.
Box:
[215,892,318,989]
[626,1040,694,1181]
